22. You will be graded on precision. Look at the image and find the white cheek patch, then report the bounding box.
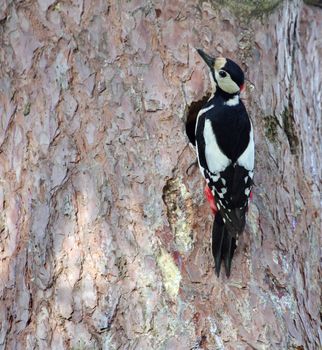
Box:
[215,71,240,94]
[245,188,251,196]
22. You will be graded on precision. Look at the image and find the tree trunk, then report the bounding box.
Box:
[0,0,321,349]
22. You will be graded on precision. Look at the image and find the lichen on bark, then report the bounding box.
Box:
[157,248,182,300]
[212,0,283,17]
[163,177,194,254]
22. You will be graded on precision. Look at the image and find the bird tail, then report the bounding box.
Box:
[212,213,237,277]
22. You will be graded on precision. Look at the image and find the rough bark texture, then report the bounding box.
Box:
[0,0,321,349]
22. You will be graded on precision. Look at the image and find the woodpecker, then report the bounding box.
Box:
[195,49,254,277]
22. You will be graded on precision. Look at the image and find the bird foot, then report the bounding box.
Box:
[204,186,218,215]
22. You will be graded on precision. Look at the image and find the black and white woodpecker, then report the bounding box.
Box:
[195,49,254,277]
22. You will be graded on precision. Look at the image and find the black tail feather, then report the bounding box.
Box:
[212,218,225,277]
[212,213,237,277]
[222,232,236,278]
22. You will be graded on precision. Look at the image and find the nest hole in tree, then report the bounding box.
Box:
[185,93,211,146]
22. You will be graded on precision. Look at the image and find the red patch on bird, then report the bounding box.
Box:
[240,83,245,92]
[204,186,218,215]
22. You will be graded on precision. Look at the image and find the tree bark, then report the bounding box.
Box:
[0,0,321,349]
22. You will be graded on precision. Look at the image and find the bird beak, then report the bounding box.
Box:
[197,49,215,69]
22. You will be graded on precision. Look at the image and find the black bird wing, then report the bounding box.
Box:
[195,98,254,277]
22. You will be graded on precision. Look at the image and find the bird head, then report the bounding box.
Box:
[197,49,245,95]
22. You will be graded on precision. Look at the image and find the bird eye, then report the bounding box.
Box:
[219,70,227,78]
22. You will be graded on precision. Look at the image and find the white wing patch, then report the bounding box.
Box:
[195,105,215,179]
[209,173,220,182]
[218,187,227,199]
[203,119,231,173]
[237,125,254,171]
[195,104,214,134]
